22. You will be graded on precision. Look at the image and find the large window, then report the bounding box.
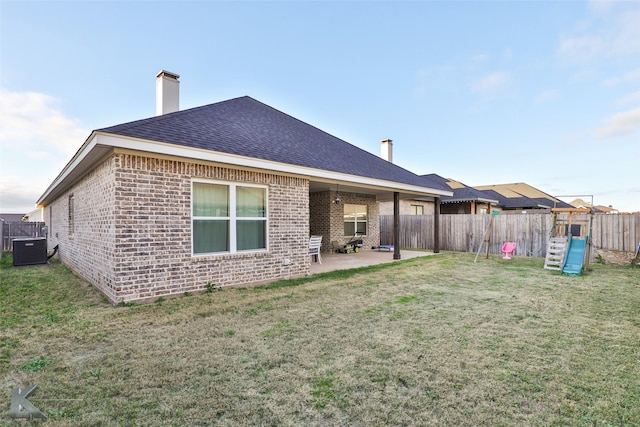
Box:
[192,181,267,255]
[344,204,367,236]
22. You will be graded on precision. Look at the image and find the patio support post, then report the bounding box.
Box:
[434,197,440,253]
[393,191,401,260]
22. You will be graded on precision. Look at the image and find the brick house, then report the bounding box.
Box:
[36,72,451,303]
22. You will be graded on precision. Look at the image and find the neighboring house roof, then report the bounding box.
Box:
[474,182,573,209]
[37,96,452,205]
[23,208,44,222]
[0,213,26,222]
[593,205,618,214]
[421,174,499,204]
[569,198,592,208]
[569,198,618,213]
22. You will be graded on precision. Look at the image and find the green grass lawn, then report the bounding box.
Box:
[1,252,639,426]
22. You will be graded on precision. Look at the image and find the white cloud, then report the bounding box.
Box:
[615,90,640,106]
[594,107,640,138]
[557,35,606,62]
[471,71,512,93]
[557,5,640,62]
[413,65,457,98]
[0,177,46,212]
[612,8,640,56]
[535,89,558,104]
[587,0,616,14]
[471,53,489,62]
[603,67,640,87]
[0,88,89,212]
[0,88,88,157]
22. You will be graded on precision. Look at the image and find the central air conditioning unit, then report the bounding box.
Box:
[13,238,48,266]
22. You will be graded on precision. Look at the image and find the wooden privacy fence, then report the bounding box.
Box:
[380,213,640,256]
[1,221,46,252]
[591,214,640,252]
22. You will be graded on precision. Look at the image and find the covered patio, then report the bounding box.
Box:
[309,248,437,275]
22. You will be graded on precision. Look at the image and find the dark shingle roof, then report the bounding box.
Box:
[479,189,573,209]
[98,96,449,191]
[420,174,498,203]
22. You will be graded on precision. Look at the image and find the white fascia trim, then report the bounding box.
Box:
[36,132,100,205]
[95,133,453,197]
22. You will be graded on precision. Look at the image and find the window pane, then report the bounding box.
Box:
[193,220,229,253]
[237,220,266,250]
[344,222,355,236]
[193,183,228,217]
[343,204,355,221]
[355,206,367,222]
[237,187,266,217]
[356,222,367,234]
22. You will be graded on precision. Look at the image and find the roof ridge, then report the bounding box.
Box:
[243,97,434,180]
[97,95,253,134]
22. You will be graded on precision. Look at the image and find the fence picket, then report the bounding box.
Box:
[380,213,640,256]
[1,222,46,252]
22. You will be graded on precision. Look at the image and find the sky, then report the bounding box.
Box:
[1,0,639,214]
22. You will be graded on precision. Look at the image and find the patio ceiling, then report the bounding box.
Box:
[308,179,446,202]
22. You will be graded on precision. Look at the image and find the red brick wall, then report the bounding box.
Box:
[46,152,310,303]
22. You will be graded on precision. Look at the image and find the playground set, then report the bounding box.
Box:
[474,211,508,262]
[543,208,593,275]
[474,208,593,276]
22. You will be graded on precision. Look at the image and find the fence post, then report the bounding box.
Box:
[434,198,440,253]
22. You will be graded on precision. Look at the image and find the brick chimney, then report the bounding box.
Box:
[381,138,393,162]
[156,70,180,116]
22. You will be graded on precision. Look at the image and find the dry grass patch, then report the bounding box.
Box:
[1,252,639,426]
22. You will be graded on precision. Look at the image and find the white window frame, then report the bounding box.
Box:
[191,179,268,256]
[410,204,424,215]
[343,203,367,236]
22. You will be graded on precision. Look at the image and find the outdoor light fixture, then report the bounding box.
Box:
[333,184,341,204]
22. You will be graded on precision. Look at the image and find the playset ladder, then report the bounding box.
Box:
[544,236,568,270]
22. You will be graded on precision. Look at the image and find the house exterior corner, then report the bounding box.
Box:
[45,151,310,303]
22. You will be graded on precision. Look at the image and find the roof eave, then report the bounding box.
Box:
[37,133,453,206]
[36,131,108,206]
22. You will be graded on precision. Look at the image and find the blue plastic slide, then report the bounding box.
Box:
[562,236,588,275]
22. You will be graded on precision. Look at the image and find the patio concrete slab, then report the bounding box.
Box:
[310,249,436,275]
